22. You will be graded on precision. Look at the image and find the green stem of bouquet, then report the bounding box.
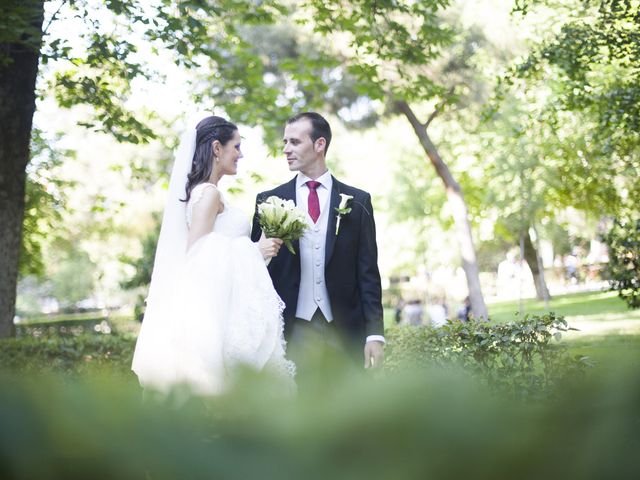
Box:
[284,239,296,255]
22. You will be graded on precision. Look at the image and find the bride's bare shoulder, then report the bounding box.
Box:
[191,183,222,201]
[189,183,224,216]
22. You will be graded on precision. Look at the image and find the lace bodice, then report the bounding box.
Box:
[186,183,250,238]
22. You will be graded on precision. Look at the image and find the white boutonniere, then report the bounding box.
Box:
[335,193,353,235]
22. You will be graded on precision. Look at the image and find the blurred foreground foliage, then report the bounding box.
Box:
[2,312,636,479]
[386,313,589,400]
[0,362,638,480]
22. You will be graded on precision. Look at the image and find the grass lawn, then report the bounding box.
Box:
[488,290,639,323]
[567,334,640,374]
[487,290,640,372]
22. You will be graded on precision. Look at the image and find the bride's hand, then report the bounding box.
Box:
[258,232,283,260]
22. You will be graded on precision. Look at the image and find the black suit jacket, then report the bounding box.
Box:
[251,176,384,347]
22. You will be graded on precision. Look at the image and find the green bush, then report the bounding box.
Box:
[0,334,135,378]
[385,313,589,399]
[604,216,640,308]
[2,313,588,401]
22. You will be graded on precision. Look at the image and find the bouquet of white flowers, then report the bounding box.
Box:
[257,196,309,254]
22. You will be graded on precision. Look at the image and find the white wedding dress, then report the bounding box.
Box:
[132,183,295,395]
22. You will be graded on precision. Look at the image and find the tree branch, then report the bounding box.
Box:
[423,86,456,129]
[42,0,69,36]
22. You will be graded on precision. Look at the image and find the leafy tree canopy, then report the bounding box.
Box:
[502,0,640,211]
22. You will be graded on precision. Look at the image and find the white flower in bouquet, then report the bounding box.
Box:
[258,196,309,254]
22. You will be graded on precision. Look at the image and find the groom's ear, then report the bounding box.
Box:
[314,137,326,154]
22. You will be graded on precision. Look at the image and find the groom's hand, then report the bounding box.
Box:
[258,232,283,260]
[364,341,384,369]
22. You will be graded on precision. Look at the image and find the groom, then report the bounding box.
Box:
[251,112,384,369]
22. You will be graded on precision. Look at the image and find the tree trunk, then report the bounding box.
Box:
[0,1,45,338]
[522,228,551,302]
[395,100,488,320]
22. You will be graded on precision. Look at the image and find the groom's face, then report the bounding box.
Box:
[283,119,321,174]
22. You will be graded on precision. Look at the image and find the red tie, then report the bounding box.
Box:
[306,180,321,223]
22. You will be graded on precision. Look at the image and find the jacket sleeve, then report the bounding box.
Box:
[356,193,384,336]
[250,193,264,243]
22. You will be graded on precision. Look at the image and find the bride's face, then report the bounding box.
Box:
[215,130,243,176]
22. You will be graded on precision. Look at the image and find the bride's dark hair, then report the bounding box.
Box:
[182,115,238,202]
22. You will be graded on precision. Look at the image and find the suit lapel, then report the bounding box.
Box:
[324,177,340,266]
[283,176,297,203]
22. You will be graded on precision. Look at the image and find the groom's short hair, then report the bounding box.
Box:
[287,112,332,156]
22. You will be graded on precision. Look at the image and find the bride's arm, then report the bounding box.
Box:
[257,232,283,261]
[187,187,222,251]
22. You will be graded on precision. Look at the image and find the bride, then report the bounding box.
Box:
[132,115,295,395]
